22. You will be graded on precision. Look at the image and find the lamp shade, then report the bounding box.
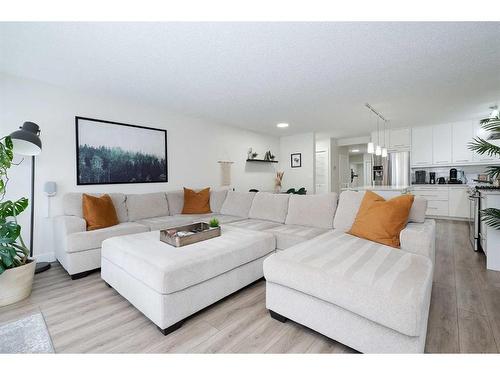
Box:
[9,122,42,156]
[367,142,374,154]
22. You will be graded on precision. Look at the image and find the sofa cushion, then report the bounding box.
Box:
[264,225,329,250]
[101,226,276,294]
[285,193,338,229]
[66,222,149,253]
[248,192,290,223]
[166,190,184,215]
[225,218,282,231]
[135,215,196,231]
[333,190,428,232]
[63,193,128,223]
[182,187,211,214]
[126,192,169,221]
[348,191,414,248]
[82,193,119,231]
[220,191,256,218]
[210,188,229,214]
[263,230,433,337]
[408,197,427,223]
[174,213,245,225]
[332,191,365,232]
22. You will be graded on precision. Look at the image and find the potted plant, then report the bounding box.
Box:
[0,135,35,307]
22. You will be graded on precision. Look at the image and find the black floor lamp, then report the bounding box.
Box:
[10,122,51,274]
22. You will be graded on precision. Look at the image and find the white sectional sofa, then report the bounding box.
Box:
[53,188,435,353]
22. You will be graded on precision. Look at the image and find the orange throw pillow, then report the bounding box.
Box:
[182,187,212,214]
[82,194,119,231]
[348,191,414,248]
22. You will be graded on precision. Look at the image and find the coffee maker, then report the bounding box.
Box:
[429,172,436,184]
[449,168,462,184]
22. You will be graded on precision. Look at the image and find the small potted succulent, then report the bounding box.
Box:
[0,136,36,307]
[209,217,220,228]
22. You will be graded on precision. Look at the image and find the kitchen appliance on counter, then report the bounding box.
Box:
[372,151,410,186]
[448,168,463,184]
[438,177,446,184]
[429,172,436,184]
[415,170,426,184]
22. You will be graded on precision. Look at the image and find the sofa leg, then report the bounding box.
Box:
[70,271,91,280]
[269,310,288,323]
[158,320,184,336]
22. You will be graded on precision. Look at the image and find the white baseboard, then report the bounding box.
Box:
[34,252,56,263]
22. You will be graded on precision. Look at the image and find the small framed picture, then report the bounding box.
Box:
[291,153,302,168]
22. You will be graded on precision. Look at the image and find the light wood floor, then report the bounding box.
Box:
[1,220,500,353]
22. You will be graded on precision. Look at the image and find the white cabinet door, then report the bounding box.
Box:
[473,122,499,163]
[448,187,470,218]
[432,124,452,165]
[452,121,473,164]
[389,128,411,150]
[411,126,433,166]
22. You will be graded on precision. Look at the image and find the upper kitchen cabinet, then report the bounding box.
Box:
[411,126,433,166]
[452,121,474,163]
[432,124,452,165]
[473,122,499,163]
[388,128,411,151]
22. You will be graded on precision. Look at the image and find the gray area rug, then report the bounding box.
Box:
[0,313,54,353]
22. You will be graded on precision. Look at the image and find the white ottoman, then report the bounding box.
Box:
[101,226,276,334]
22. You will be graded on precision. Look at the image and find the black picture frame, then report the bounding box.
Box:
[75,116,168,185]
[291,153,302,168]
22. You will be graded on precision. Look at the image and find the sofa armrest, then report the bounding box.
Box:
[399,219,436,263]
[53,216,87,258]
[54,215,87,235]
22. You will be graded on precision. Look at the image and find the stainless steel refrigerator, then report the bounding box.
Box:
[372,151,410,186]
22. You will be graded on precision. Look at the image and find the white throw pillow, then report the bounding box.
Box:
[127,192,169,221]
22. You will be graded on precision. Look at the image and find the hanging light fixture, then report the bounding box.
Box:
[375,117,382,156]
[367,110,374,154]
[381,120,388,157]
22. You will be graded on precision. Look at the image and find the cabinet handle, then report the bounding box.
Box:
[435,160,449,163]
[454,159,469,162]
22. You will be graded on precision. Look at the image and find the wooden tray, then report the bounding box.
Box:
[160,222,221,247]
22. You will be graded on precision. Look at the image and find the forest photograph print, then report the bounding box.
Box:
[76,117,167,185]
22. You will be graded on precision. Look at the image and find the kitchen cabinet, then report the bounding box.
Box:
[478,191,500,271]
[432,124,452,165]
[412,187,449,217]
[411,126,433,166]
[452,121,474,163]
[473,122,498,163]
[448,186,470,218]
[388,128,411,151]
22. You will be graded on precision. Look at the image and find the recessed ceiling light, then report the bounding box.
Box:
[276,123,289,128]
[351,149,360,153]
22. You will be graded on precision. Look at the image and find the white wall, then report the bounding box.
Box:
[279,132,315,194]
[0,73,279,261]
[315,138,330,193]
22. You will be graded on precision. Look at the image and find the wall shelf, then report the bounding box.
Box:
[246,159,278,163]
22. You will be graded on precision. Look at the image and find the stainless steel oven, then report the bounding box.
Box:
[468,188,480,251]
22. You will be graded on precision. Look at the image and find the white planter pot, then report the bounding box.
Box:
[0,260,36,307]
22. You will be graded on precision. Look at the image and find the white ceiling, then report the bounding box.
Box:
[1,22,500,137]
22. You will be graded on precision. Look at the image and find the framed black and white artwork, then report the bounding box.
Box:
[291,153,302,168]
[75,117,168,185]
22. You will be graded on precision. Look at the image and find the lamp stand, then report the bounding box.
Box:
[30,156,51,274]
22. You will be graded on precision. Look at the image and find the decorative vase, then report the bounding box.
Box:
[0,260,36,307]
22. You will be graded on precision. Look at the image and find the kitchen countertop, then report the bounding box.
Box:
[410,184,468,188]
[341,185,410,191]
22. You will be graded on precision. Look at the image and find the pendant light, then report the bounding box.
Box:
[375,117,382,156]
[367,110,374,154]
[381,120,388,158]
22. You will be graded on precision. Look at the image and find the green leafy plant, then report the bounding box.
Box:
[208,217,220,228]
[468,111,500,229]
[0,136,30,275]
